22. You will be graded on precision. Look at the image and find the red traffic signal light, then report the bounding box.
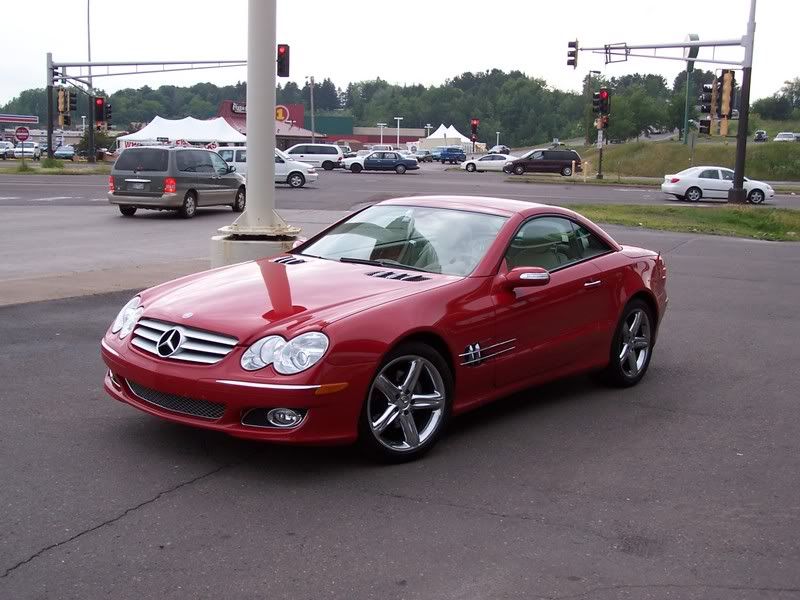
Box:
[277,44,290,77]
[93,97,106,122]
[598,88,610,114]
[470,118,479,134]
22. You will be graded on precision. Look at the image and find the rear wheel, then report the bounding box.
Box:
[513,165,525,175]
[466,162,476,172]
[322,161,334,171]
[350,163,363,173]
[232,186,246,211]
[685,186,702,202]
[395,164,407,174]
[359,342,452,463]
[118,205,137,217]
[601,299,654,388]
[179,191,197,219]
[748,189,765,204]
[287,172,305,188]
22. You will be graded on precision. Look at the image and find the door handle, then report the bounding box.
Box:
[584,280,602,288]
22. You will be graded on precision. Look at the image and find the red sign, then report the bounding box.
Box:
[15,126,30,142]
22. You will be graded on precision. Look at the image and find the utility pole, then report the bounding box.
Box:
[683,34,699,144]
[394,116,403,147]
[86,0,96,163]
[729,0,757,203]
[46,52,54,159]
[377,122,386,144]
[307,75,315,143]
[424,123,432,138]
[585,70,600,145]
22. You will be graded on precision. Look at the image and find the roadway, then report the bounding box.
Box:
[1,226,799,599]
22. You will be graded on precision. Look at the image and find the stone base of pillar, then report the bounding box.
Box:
[210,235,297,268]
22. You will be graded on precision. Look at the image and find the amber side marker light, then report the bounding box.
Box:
[315,383,349,396]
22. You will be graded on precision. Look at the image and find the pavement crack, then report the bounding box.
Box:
[1,461,238,579]
[663,238,693,254]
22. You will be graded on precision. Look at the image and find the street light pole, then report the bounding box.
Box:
[729,0,757,203]
[306,75,316,143]
[377,122,386,144]
[87,0,95,163]
[424,123,432,138]
[496,131,500,146]
[394,116,403,147]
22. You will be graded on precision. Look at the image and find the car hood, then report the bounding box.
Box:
[139,256,457,344]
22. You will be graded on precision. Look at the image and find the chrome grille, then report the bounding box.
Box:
[131,318,238,365]
[127,380,225,420]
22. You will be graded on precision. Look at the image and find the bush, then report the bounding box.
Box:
[15,161,34,172]
[41,157,64,169]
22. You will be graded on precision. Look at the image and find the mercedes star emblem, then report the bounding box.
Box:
[156,328,184,358]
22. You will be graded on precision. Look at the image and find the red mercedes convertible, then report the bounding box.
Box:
[101,196,667,461]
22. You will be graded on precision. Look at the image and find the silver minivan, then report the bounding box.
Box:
[108,146,246,218]
[284,143,343,170]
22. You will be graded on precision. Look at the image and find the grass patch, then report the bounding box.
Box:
[15,161,34,173]
[570,204,800,241]
[41,157,64,169]
[0,164,111,175]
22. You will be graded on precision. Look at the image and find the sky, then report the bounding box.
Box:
[1,0,796,106]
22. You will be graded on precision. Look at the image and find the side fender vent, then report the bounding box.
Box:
[272,256,306,265]
[366,271,430,282]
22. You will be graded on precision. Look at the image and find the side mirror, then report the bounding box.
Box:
[505,267,550,288]
[291,237,308,249]
[227,165,236,173]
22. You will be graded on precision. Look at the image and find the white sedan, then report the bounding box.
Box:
[461,154,517,173]
[661,166,774,204]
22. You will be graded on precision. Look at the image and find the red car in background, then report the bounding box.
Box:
[101,196,668,462]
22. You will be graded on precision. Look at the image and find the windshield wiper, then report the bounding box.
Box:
[339,256,430,273]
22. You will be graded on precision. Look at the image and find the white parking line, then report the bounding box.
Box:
[89,198,107,202]
[29,196,74,202]
[0,196,21,200]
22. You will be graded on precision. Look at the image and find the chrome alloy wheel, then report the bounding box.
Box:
[619,308,651,378]
[367,355,446,452]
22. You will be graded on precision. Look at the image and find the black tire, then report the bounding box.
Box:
[561,166,573,177]
[358,342,453,463]
[395,164,407,174]
[118,205,137,217]
[600,299,655,388]
[685,186,702,202]
[673,194,685,201]
[287,172,305,188]
[322,161,334,171]
[441,159,446,164]
[513,165,525,175]
[747,189,765,204]
[351,163,363,173]
[179,191,197,219]
[232,186,246,211]
[466,163,476,172]
[503,164,512,174]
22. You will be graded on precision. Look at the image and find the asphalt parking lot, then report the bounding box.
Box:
[2,222,799,599]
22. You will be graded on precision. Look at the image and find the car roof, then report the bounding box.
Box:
[378,195,564,217]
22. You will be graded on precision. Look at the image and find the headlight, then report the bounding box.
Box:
[111,296,143,339]
[240,332,329,374]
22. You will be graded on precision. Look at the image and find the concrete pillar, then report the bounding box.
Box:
[210,0,300,267]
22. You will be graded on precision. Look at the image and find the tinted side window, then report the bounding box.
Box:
[236,150,246,162]
[115,149,169,172]
[288,146,305,154]
[721,169,734,181]
[573,223,611,260]
[542,151,557,160]
[699,169,720,179]
[217,149,234,162]
[505,217,580,271]
[209,152,229,174]
[324,146,339,154]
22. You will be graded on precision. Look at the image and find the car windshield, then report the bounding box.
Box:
[298,205,507,276]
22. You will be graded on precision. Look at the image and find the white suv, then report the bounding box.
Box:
[284,143,343,170]
[0,141,14,159]
[13,142,41,160]
[216,147,318,188]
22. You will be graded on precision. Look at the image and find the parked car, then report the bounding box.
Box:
[488,144,511,155]
[53,145,76,160]
[108,146,246,218]
[414,149,433,162]
[439,146,467,164]
[430,146,446,160]
[284,143,344,170]
[100,196,668,461]
[343,150,419,174]
[0,141,14,159]
[507,148,582,176]
[13,142,41,160]
[773,132,796,142]
[368,144,394,152]
[753,130,768,143]
[461,154,517,173]
[216,146,317,188]
[661,166,774,204]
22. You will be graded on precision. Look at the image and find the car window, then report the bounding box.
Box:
[505,217,581,271]
[235,150,246,162]
[275,155,284,164]
[288,146,305,154]
[209,152,229,174]
[217,149,234,162]
[369,152,383,159]
[699,169,720,179]
[385,153,398,160]
[531,151,544,160]
[572,223,611,260]
[721,169,734,181]
[115,148,169,172]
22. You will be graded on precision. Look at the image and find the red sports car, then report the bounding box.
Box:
[101,196,668,461]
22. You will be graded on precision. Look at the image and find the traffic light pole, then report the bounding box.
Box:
[46,53,54,159]
[596,127,604,180]
[682,68,691,145]
[729,0,757,204]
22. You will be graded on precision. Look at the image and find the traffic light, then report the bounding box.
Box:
[277,44,290,77]
[57,88,66,113]
[105,102,113,124]
[699,118,711,135]
[63,115,71,127]
[598,88,610,115]
[93,97,106,123]
[592,91,601,114]
[700,84,713,113]
[470,118,479,135]
[567,40,578,69]
[720,70,734,118]
[68,90,77,112]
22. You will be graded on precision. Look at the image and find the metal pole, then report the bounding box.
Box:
[394,116,402,147]
[377,122,386,144]
[46,53,54,159]
[729,0,756,204]
[496,131,500,146]
[683,67,691,144]
[87,0,95,163]
[596,128,604,179]
[309,76,315,143]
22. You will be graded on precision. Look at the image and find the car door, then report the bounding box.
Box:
[477,155,494,171]
[720,168,735,196]
[364,152,383,171]
[491,216,609,387]
[287,145,312,165]
[274,153,288,182]
[525,150,544,172]
[383,152,399,170]
[209,151,238,204]
[191,150,219,205]
[698,168,725,198]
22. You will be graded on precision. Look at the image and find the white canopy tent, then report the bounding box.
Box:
[415,123,485,153]
[116,116,247,149]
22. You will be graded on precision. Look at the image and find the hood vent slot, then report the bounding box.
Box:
[272,256,306,265]
[366,270,430,282]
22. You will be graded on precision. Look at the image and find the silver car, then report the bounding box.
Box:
[108,146,246,218]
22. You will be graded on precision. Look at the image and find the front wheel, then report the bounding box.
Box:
[232,186,246,211]
[358,342,452,463]
[601,299,654,388]
[118,205,137,217]
[748,189,765,204]
[322,161,334,171]
[513,165,525,175]
[395,164,407,174]
[287,172,305,188]
[350,163,363,173]
[466,163,476,172]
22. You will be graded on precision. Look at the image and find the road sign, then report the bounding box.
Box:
[275,105,289,122]
[15,126,30,142]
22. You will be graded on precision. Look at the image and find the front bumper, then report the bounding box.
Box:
[305,171,319,183]
[100,335,368,445]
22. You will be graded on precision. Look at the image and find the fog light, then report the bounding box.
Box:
[267,408,304,428]
[108,369,122,389]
